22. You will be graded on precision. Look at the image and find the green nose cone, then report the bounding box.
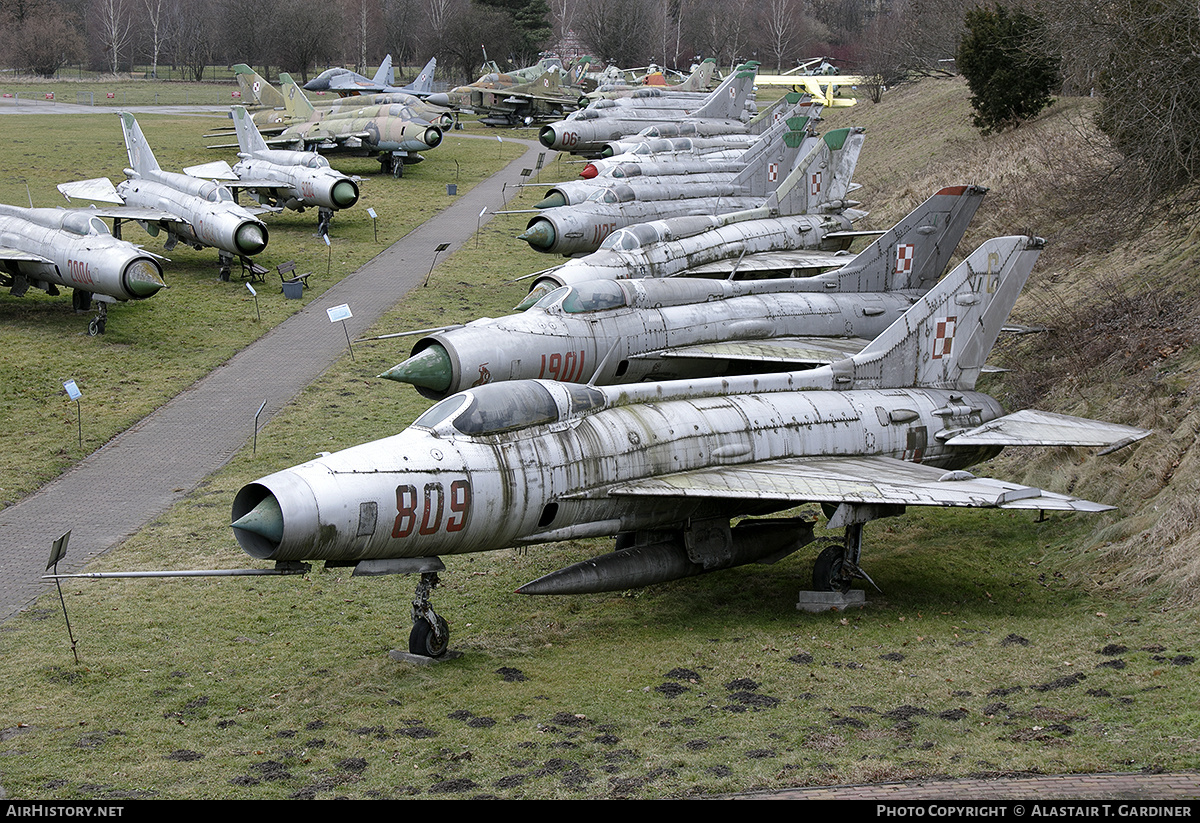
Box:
[378,345,452,392]
[232,495,284,544]
[331,179,359,208]
[517,220,555,249]
[535,191,567,209]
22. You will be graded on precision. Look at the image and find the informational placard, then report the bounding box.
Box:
[63,379,81,401]
[327,304,352,323]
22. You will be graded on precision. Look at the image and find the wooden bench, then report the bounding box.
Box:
[239,259,268,283]
[277,260,312,289]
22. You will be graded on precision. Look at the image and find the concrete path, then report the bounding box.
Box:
[0,135,548,621]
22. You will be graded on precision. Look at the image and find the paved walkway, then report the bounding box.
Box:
[0,135,547,621]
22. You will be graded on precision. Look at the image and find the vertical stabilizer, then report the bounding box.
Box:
[815,185,989,293]
[843,236,1043,391]
[677,58,716,92]
[407,56,437,94]
[695,65,757,120]
[372,54,395,88]
[118,112,160,175]
[233,64,285,109]
[765,126,864,217]
[746,91,820,135]
[280,73,317,121]
[730,117,816,200]
[231,106,270,156]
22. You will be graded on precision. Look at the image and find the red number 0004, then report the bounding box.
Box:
[392,479,471,538]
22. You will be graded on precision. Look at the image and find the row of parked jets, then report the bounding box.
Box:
[227,65,1151,658]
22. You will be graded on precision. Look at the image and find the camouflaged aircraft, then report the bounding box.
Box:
[377,182,984,400]
[230,235,1149,657]
[186,107,359,235]
[0,203,165,335]
[273,73,443,177]
[57,113,270,281]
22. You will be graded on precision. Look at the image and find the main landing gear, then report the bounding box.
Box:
[810,505,898,593]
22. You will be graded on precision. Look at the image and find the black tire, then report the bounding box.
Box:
[408,614,449,657]
[88,317,103,336]
[812,542,852,593]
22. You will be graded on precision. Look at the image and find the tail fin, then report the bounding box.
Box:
[765,126,864,217]
[407,56,436,94]
[746,91,821,136]
[118,112,160,174]
[279,72,316,121]
[233,64,285,109]
[231,105,270,155]
[695,65,757,120]
[814,185,988,293]
[841,236,1043,391]
[677,58,716,92]
[372,54,394,88]
[729,117,816,199]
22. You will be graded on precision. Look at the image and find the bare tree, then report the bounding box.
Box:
[94,0,135,73]
[141,0,168,77]
[0,0,82,76]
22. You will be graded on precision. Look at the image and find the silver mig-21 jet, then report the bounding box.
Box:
[186,106,360,235]
[57,113,270,280]
[0,203,165,334]
[230,235,1149,656]
[378,182,985,399]
[517,118,828,256]
[538,66,759,155]
[521,127,869,303]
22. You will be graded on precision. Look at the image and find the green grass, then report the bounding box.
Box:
[0,112,545,507]
[1,80,1198,800]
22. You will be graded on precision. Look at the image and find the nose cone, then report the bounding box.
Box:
[426,92,451,108]
[535,191,567,209]
[424,126,443,148]
[331,178,359,208]
[518,218,555,250]
[580,164,598,178]
[379,345,453,393]
[235,221,268,256]
[599,146,616,158]
[232,494,284,551]
[124,258,166,298]
[538,126,557,148]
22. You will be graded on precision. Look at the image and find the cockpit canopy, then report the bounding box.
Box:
[303,155,330,169]
[60,212,111,237]
[200,182,235,203]
[599,222,660,251]
[413,381,606,437]
[532,280,628,314]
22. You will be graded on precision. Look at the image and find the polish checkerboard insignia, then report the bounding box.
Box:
[810,173,821,196]
[895,243,915,274]
[932,316,957,359]
[768,162,779,182]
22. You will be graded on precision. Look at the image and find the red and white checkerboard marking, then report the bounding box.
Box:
[810,173,821,196]
[768,162,778,182]
[895,243,915,274]
[932,316,957,359]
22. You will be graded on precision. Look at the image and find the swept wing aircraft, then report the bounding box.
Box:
[57,113,270,280]
[379,182,984,398]
[538,66,760,155]
[521,127,870,302]
[517,118,824,256]
[186,106,359,234]
[274,74,443,176]
[303,55,438,99]
[231,235,1149,656]
[0,203,165,334]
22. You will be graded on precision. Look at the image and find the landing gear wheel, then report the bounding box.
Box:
[409,613,449,658]
[88,316,105,336]
[392,159,404,179]
[812,541,852,593]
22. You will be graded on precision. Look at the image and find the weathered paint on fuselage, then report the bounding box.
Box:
[233,378,1003,565]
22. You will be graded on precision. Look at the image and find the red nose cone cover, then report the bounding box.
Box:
[580,164,598,179]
